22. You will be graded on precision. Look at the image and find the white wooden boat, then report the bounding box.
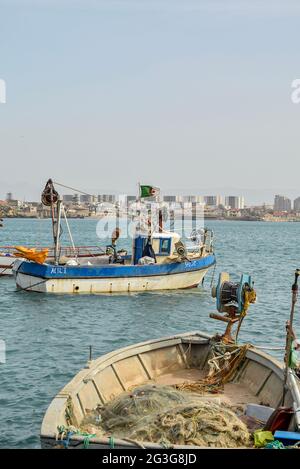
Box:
[13,230,215,293]
[12,180,216,293]
[40,330,300,449]
[40,271,300,449]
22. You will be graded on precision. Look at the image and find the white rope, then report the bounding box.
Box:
[62,205,78,261]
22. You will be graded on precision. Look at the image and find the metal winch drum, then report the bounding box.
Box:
[212,272,255,314]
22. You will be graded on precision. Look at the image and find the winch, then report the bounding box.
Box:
[211,273,256,343]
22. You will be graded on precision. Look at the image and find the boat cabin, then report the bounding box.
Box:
[152,232,180,258]
[132,231,181,265]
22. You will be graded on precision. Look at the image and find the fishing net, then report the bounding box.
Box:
[177,342,251,394]
[80,384,251,448]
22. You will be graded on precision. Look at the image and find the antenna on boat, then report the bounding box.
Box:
[282,269,300,405]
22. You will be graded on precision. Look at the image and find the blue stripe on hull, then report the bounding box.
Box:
[16,255,216,279]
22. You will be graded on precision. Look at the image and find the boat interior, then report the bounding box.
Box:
[41,332,300,449]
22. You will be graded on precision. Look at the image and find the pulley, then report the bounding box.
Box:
[41,179,59,206]
[175,241,189,261]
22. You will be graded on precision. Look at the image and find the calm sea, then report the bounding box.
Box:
[0,218,300,448]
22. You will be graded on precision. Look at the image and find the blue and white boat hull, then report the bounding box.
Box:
[13,255,216,293]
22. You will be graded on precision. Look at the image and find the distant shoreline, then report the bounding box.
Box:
[1,215,300,223]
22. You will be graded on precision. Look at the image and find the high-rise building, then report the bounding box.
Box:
[294,197,300,212]
[73,193,80,205]
[126,195,137,206]
[62,193,81,204]
[225,196,245,210]
[204,195,223,207]
[80,194,96,204]
[163,195,177,203]
[62,194,74,203]
[274,195,291,212]
[97,194,116,204]
[181,195,203,203]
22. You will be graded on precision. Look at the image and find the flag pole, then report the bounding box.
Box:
[157,189,163,233]
[137,182,141,202]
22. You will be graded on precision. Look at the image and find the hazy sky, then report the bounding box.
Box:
[1,0,300,204]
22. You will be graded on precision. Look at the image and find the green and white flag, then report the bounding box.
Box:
[139,185,160,198]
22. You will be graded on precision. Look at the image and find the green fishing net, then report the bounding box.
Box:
[80,384,250,448]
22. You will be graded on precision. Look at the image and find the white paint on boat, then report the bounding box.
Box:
[0,255,15,276]
[15,267,209,293]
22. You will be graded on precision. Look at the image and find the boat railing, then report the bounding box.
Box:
[57,246,106,258]
[185,228,214,257]
[185,241,214,256]
[0,245,106,258]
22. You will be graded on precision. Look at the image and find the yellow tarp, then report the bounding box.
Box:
[13,246,49,264]
[253,430,274,448]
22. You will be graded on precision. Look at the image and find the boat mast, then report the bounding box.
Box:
[49,182,57,240]
[41,179,60,258]
[282,269,300,404]
[54,198,62,265]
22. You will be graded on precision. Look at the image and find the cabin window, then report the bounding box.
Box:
[159,238,171,255]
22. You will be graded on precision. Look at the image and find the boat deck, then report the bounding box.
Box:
[153,368,260,408]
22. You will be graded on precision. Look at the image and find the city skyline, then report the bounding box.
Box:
[1,181,300,206]
[3,189,300,222]
[1,1,300,203]
[3,187,300,210]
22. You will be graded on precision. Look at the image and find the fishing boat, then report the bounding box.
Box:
[40,272,300,449]
[13,180,216,293]
[0,248,15,276]
[0,246,109,277]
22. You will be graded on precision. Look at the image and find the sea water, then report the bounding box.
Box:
[0,218,299,448]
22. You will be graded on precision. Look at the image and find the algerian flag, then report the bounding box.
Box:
[140,185,160,198]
